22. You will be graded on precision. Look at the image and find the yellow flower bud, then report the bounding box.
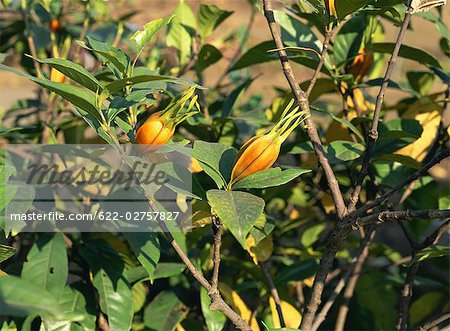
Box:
[345,48,374,82]
[325,0,337,17]
[134,112,175,145]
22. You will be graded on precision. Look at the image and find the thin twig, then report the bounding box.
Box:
[261,261,286,328]
[396,220,450,331]
[262,0,346,219]
[210,214,223,295]
[418,313,450,331]
[305,28,333,97]
[347,0,414,212]
[334,227,376,331]
[351,148,450,220]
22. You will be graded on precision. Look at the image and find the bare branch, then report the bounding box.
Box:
[334,228,376,331]
[305,28,334,97]
[347,0,414,212]
[418,313,450,331]
[351,148,450,220]
[261,261,286,328]
[210,215,223,295]
[396,220,450,331]
[353,209,450,229]
[261,0,346,218]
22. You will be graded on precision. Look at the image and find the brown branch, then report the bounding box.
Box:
[148,200,251,330]
[262,0,346,219]
[334,228,376,331]
[347,0,414,212]
[418,313,450,331]
[312,228,375,331]
[210,214,223,295]
[353,210,450,230]
[396,220,450,331]
[261,261,286,328]
[305,28,334,97]
[351,148,450,220]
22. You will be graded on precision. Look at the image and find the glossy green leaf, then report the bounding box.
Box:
[35,57,104,93]
[21,233,68,299]
[198,4,232,39]
[193,141,237,188]
[324,140,365,163]
[0,64,101,120]
[198,44,222,72]
[144,291,188,331]
[207,190,265,248]
[80,240,133,331]
[335,0,373,20]
[275,259,318,285]
[301,223,325,248]
[0,244,16,263]
[167,0,197,66]
[409,292,443,327]
[232,167,311,190]
[131,16,174,54]
[200,287,226,331]
[124,232,160,283]
[410,245,450,265]
[127,263,186,284]
[372,42,442,68]
[0,275,63,318]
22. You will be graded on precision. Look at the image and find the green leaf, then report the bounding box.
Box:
[324,140,365,164]
[409,245,450,265]
[335,0,373,20]
[275,259,318,285]
[274,11,322,53]
[222,78,253,118]
[312,107,365,142]
[21,233,68,299]
[0,275,63,317]
[232,167,311,190]
[127,263,186,284]
[230,40,328,74]
[207,190,265,248]
[123,232,160,283]
[198,44,222,72]
[80,240,133,331]
[144,291,188,331]
[372,42,442,69]
[0,64,102,121]
[34,57,104,93]
[193,141,237,188]
[333,14,367,68]
[167,0,197,66]
[200,287,226,331]
[131,15,174,54]
[0,244,16,263]
[78,36,130,76]
[301,223,325,248]
[409,292,443,327]
[198,4,232,40]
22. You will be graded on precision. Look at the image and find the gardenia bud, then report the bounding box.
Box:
[50,68,66,83]
[134,86,200,145]
[324,0,337,17]
[346,48,374,82]
[134,112,175,145]
[230,133,282,184]
[230,99,308,186]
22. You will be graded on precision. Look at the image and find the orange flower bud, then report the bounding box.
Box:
[346,48,374,82]
[324,0,337,17]
[231,133,282,184]
[50,68,66,83]
[49,19,61,33]
[134,113,175,145]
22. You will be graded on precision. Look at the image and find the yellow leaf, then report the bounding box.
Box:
[0,269,7,277]
[303,276,315,288]
[245,235,273,265]
[320,193,335,214]
[219,283,260,331]
[396,102,442,161]
[269,297,302,329]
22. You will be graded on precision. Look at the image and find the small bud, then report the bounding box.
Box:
[231,133,282,184]
[134,112,175,145]
[49,19,61,33]
[345,48,374,82]
[324,0,337,17]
